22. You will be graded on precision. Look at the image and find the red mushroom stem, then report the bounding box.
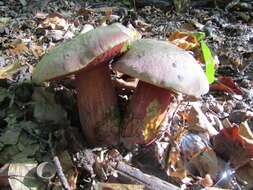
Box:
[75,65,120,145]
[121,81,178,145]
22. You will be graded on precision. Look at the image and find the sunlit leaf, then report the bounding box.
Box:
[200,40,215,84]
[7,39,29,56]
[0,61,21,79]
[8,163,46,190]
[189,32,206,41]
[41,15,68,30]
[169,32,199,50]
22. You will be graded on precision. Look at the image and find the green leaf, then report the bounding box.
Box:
[200,40,215,84]
[189,32,206,41]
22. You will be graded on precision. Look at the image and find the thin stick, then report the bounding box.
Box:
[53,156,72,190]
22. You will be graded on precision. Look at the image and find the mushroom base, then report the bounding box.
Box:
[121,81,177,145]
[75,66,120,145]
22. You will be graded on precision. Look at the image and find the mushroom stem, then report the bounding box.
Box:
[75,65,120,145]
[121,81,177,145]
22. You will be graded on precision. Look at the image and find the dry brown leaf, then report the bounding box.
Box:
[218,77,244,95]
[236,160,253,188]
[188,105,218,136]
[168,32,199,50]
[167,147,187,180]
[189,147,219,179]
[76,8,93,16]
[212,125,253,168]
[210,77,244,95]
[239,122,253,140]
[7,39,29,56]
[42,16,68,30]
[30,44,45,59]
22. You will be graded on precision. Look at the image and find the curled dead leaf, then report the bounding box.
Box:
[168,32,199,50]
[212,125,253,168]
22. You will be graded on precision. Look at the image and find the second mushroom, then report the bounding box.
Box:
[113,39,209,145]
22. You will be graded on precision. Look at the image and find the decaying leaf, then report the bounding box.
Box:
[0,87,9,103]
[30,44,45,59]
[32,87,67,125]
[236,160,253,189]
[218,77,244,95]
[212,125,253,168]
[168,32,199,50]
[7,39,29,56]
[189,147,219,179]
[41,14,68,30]
[0,61,21,79]
[239,122,253,140]
[188,105,218,136]
[8,163,46,190]
[0,128,21,146]
[210,77,244,95]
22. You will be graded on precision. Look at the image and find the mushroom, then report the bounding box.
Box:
[113,39,209,145]
[32,23,141,145]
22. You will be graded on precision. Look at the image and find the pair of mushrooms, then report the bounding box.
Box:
[32,23,209,146]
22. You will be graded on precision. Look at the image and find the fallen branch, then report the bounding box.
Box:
[108,161,180,190]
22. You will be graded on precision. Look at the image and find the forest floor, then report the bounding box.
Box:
[0,0,253,189]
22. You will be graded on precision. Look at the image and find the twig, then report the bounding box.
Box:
[49,133,72,190]
[53,156,72,190]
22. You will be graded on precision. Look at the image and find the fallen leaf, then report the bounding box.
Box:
[236,160,253,188]
[8,163,46,190]
[35,12,48,19]
[32,87,67,125]
[177,111,189,121]
[0,61,21,79]
[41,15,68,30]
[0,164,9,186]
[7,39,29,56]
[168,32,199,50]
[0,87,8,103]
[76,8,93,16]
[210,83,235,94]
[239,122,253,140]
[30,44,45,59]
[212,125,253,168]
[210,77,244,95]
[188,105,218,136]
[189,147,219,179]
[218,77,244,95]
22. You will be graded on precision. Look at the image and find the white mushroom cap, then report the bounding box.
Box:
[113,39,209,96]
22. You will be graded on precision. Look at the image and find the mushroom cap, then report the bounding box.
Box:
[113,39,209,96]
[32,23,141,82]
